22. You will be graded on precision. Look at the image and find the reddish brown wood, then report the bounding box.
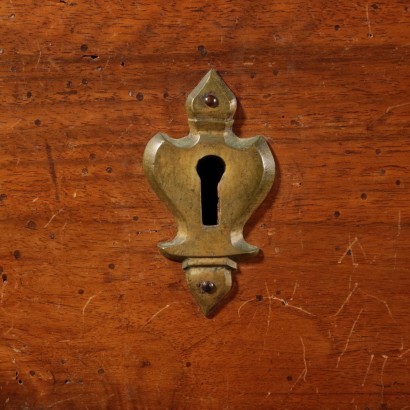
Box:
[0,0,409,408]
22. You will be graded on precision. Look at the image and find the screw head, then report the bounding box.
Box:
[198,281,216,293]
[204,94,219,108]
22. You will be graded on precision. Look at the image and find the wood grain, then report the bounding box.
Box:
[0,0,409,408]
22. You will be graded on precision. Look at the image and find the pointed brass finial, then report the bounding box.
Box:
[185,69,237,133]
[143,70,276,317]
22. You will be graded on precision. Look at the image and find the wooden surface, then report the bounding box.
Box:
[0,0,409,408]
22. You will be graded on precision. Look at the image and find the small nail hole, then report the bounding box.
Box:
[26,220,37,230]
[197,45,207,57]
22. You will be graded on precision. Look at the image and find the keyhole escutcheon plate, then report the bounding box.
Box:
[143,70,276,316]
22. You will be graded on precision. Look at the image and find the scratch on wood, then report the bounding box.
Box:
[145,304,171,325]
[393,210,401,270]
[356,237,366,258]
[245,304,260,330]
[238,285,315,319]
[380,355,388,402]
[332,283,358,317]
[361,353,374,387]
[35,42,42,68]
[45,142,60,201]
[369,103,410,130]
[289,337,307,392]
[397,210,401,237]
[237,298,255,317]
[365,3,373,37]
[338,236,364,267]
[300,336,307,382]
[276,296,315,316]
[361,291,393,318]
[338,235,367,266]
[290,281,299,301]
[265,282,273,326]
[258,391,271,405]
[103,124,133,159]
[3,321,14,336]
[44,208,64,228]
[398,348,410,358]
[394,250,398,270]
[0,280,6,305]
[385,102,410,114]
[263,282,273,353]
[289,369,305,392]
[8,119,22,129]
[82,294,100,322]
[336,308,363,368]
[46,394,83,408]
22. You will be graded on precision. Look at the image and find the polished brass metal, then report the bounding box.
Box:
[143,69,275,316]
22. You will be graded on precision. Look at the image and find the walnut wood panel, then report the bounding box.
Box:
[0,0,409,409]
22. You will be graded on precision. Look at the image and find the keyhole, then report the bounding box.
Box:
[196,155,225,226]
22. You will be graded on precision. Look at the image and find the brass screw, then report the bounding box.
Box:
[199,281,216,293]
[204,94,219,108]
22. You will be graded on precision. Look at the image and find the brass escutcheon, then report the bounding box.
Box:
[143,70,275,316]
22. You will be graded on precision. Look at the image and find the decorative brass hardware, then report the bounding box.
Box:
[143,70,275,317]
